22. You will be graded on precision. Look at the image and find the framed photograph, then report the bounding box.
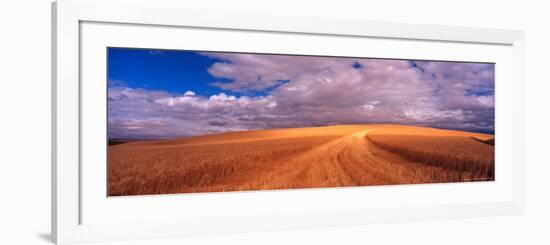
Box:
[52,0,525,244]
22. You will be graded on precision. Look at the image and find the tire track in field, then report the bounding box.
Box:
[244,128,401,189]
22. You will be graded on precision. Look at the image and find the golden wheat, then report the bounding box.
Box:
[108,125,495,196]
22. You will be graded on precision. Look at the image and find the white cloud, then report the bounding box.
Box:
[108,54,494,138]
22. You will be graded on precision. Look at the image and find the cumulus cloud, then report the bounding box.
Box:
[108,53,494,139]
[183,91,195,96]
[108,87,280,139]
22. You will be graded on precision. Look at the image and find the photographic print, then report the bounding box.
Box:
[107,47,495,196]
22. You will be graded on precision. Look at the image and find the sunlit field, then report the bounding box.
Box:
[108,125,494,196]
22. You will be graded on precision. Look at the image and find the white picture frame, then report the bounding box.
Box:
[52,0,525,244]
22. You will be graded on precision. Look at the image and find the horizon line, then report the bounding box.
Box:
[108,123,495,141]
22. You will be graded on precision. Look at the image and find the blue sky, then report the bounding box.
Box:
[108,48,228,96]
[107,47,494,139]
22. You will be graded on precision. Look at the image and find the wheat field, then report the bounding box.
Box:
[108,124,495,196]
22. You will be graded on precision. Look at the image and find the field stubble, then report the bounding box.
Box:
[108,125,495,196]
